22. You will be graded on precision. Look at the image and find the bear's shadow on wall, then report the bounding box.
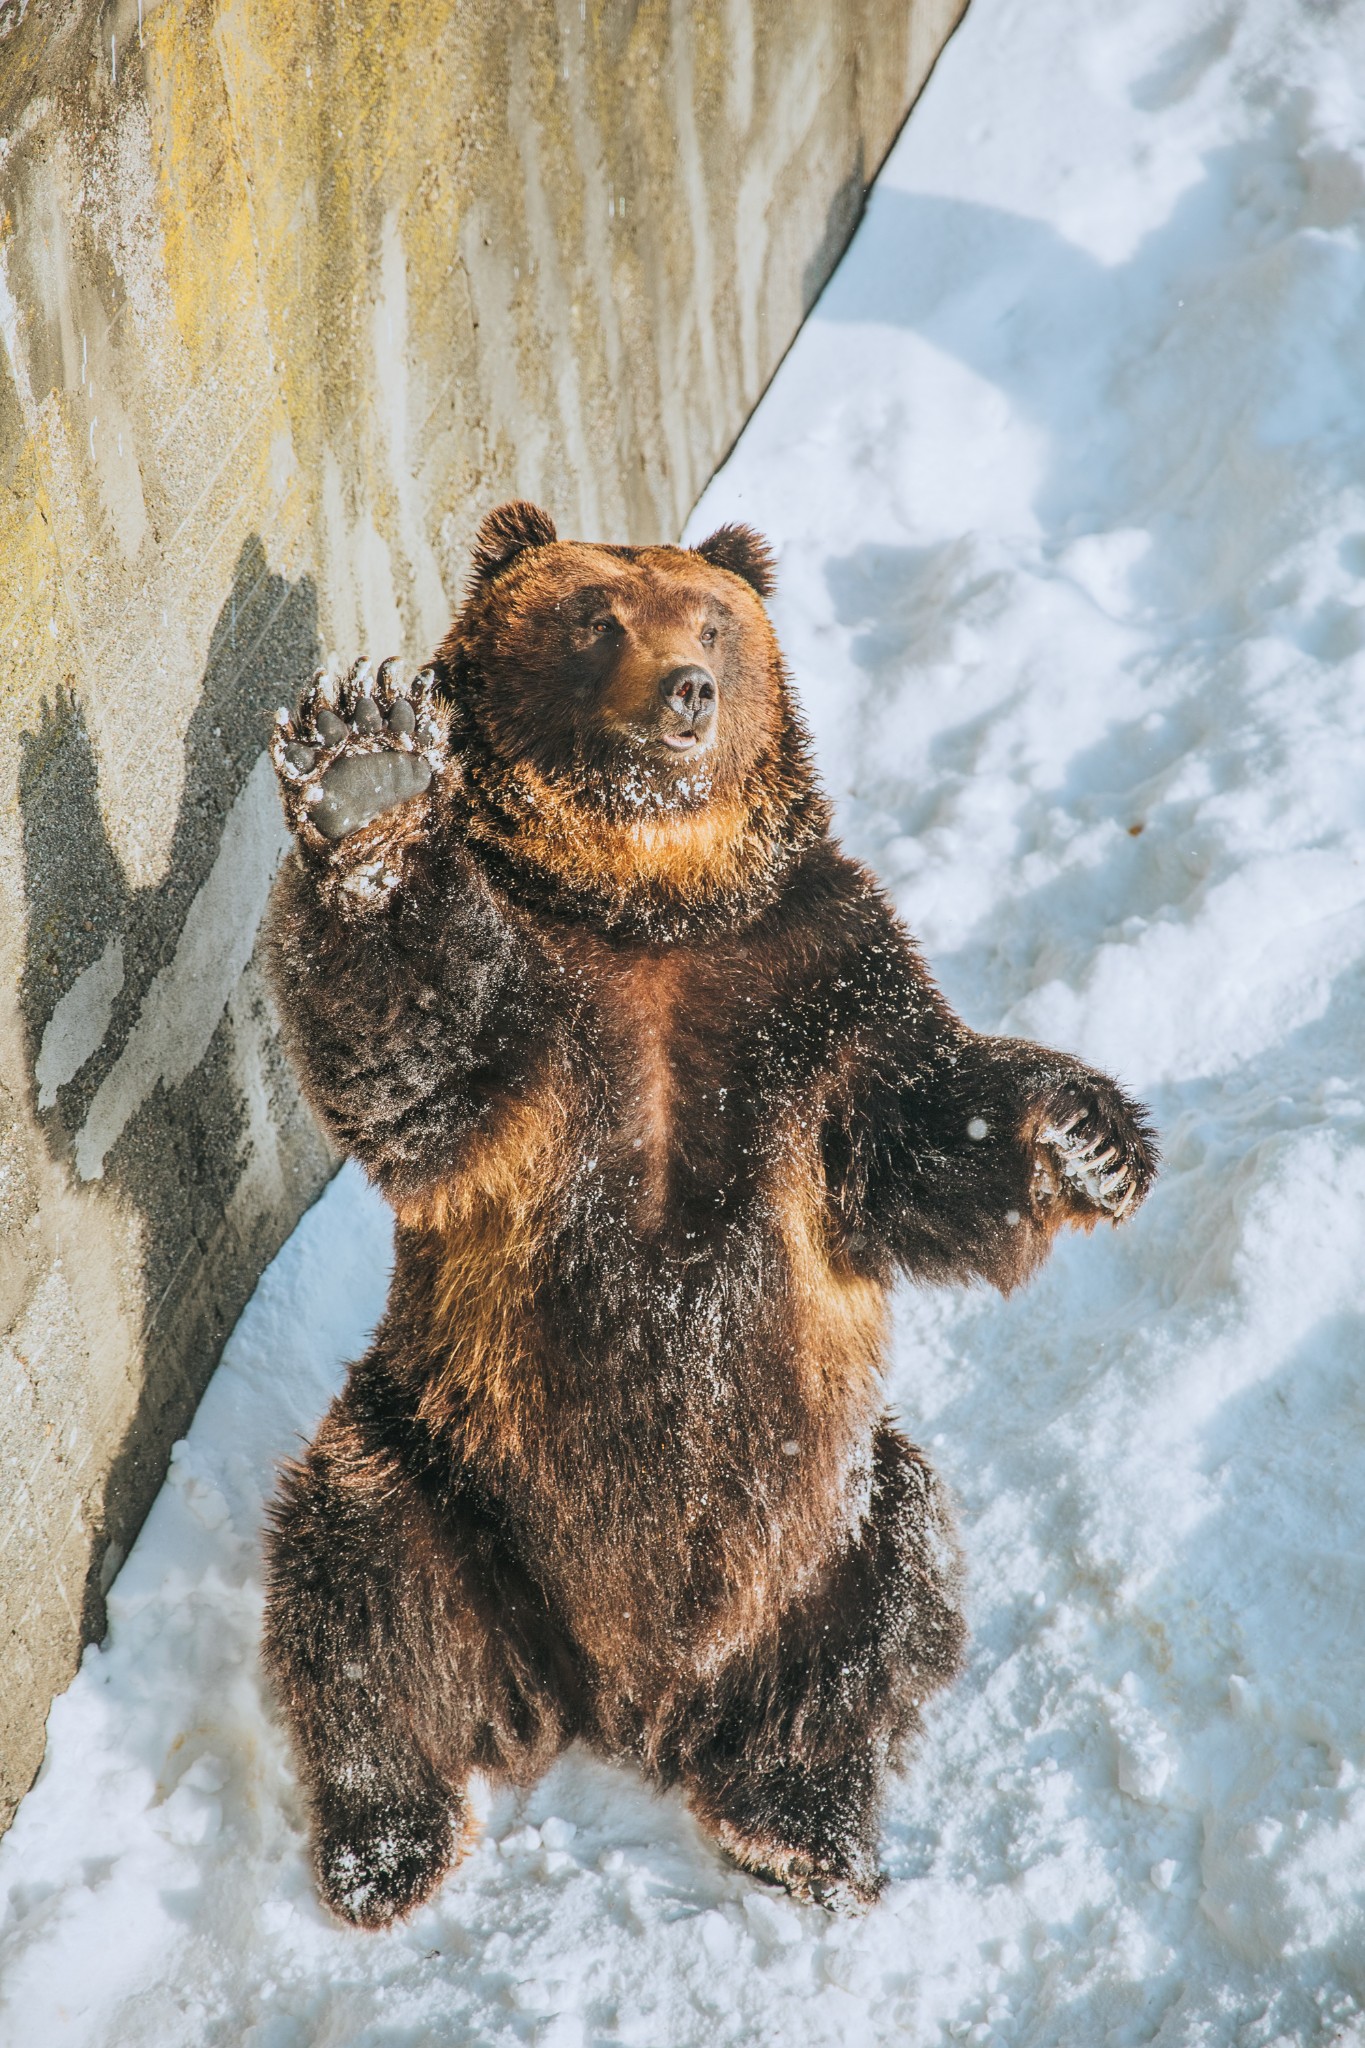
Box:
[18,534,331,1641]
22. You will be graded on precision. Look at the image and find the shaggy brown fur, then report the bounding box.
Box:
[262,504,1157,1925]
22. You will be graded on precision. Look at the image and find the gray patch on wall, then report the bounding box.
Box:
[802,145,868,315]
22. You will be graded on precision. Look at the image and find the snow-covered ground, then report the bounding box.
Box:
[6,0,1365,2039]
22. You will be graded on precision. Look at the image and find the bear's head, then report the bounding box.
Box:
[435,503,828,935]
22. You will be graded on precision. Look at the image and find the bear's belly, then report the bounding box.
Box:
[392,1117,890,1691]
[515,1371,883,1705]
[394,1053,889,1612]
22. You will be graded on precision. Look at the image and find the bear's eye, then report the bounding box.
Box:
[699,623,718,647]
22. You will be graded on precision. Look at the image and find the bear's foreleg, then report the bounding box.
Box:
[828,1030,1158,1293]
[263,1371,580,1927]
[679,1423,965,1910]
[266,667,543,1205]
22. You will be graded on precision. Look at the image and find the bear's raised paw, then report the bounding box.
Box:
[272,656,450,849]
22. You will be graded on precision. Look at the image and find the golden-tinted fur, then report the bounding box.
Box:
[396,1077,572,1459]
[772,1116,890,1417]
[466,769,776,911]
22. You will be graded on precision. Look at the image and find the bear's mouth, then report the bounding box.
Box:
[606,716,717,766]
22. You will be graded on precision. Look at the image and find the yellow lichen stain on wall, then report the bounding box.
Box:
[147,2,263,378]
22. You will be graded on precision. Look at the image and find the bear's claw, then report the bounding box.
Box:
[271,654,451,849]
[1034,1085,1157,1223]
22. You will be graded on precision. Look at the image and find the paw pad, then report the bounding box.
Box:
[271,655,450,848]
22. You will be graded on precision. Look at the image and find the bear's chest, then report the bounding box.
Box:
[556,933,777,1231]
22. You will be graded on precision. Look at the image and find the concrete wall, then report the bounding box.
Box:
[0,0,966,1829]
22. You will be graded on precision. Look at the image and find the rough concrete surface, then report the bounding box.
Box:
[0,0,967,1832]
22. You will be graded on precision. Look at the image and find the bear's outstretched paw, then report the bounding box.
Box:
[1031,1077,1158,1224]
[314,1792,459,1930]
[272,655,451,852]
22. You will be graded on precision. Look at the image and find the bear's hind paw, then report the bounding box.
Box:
[714,1822,883,1915]
[314,1795,462,1929]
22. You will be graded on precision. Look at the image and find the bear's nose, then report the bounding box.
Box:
[658,665,717,725]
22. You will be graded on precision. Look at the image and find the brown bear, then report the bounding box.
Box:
[262,501,1157,1925]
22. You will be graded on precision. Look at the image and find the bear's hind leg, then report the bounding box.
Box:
[681,1423,965,1911]
[263,1372,578,1928]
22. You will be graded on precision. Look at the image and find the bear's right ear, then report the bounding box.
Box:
[469,501,558,583]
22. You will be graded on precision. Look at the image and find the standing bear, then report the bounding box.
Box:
[262,502,1156,1923]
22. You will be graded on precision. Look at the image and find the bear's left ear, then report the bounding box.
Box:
[692,523,777,600]
[470,501,558,583]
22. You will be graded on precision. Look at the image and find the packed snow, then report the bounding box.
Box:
[6,0,1365,2038]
